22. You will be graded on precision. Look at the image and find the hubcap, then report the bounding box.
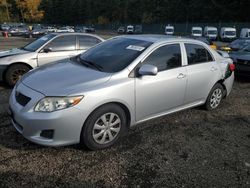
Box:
[11,69,27,84]
[92,113,121,145]
[210,88,222,109]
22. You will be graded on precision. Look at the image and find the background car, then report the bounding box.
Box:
[0,33,104,86]
[189,36,217,50]
[9,35,234,150]
[0,23,11,31]
[229,44,250,77]
[56,26,75,33]
[5,25,29,37]
[126,25,134,34]
[117,26,126,34]
[191,27,202,37]
[134,25,143,34]
[220,38,250,52]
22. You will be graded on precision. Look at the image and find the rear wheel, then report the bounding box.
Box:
[5,64,31,87]
[205,83,224,110]
[81,104,127,150]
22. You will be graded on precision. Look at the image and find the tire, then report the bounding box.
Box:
[81,104,127,150]
[5,64,31,87]
[205,83,224,111]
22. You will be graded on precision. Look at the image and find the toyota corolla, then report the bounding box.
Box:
[9,35,235,150]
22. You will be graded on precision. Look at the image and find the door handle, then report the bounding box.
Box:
[177,73,186,79]
[210,67,218,72]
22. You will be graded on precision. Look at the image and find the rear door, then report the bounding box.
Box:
[183,43,220,104]
[135,43,187,121]
[37,35,78,66]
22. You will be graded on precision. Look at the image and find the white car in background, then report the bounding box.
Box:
[204,26,218,40]
[165,25,174,35]
[56,26,75,33]
[191,27,203,37]
[0,33,104,86]
[220,27,237,42]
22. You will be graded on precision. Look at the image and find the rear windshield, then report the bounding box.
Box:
[79,37,152,73]
[23,34,55,52]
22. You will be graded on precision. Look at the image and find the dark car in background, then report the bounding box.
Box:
[220,38,250,52]
[3,25,29,37]
[229,44,250,77]
[0,23,11,31]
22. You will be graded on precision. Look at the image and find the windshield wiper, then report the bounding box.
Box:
[79,58,103,71]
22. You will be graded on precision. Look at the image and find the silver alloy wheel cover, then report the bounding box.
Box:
[92,113,121,145]
[210,88,222,109]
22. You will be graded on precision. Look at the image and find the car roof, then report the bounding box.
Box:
[50,32,105,40]
[119,34,204,44]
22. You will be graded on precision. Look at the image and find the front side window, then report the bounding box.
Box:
[23,34,55,52]
[185,44,214,65]
[78,36,101,50]
[143,44,182,72]
[45,35,76,52]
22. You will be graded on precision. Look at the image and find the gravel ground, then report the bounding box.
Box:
[0,37,250,187]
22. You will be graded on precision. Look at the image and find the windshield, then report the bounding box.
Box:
[193,30,202,34]
[225,31,236,36]
[208,30,217,35]
[79,37,152,73]
[23,34,55,52]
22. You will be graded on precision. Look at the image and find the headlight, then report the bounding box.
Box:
[35,96,83,112]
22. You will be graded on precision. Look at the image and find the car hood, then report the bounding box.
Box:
[0,48,29,58]
[21,60,112,96]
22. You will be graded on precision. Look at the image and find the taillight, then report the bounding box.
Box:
[229,63,235,72]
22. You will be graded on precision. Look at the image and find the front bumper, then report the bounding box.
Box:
[9,83,88,146]
[0,65,7,81]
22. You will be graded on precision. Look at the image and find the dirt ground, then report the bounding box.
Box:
[0,36,250,187]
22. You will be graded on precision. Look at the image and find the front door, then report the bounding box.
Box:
[135,43,187,121]
[37,35,78,66]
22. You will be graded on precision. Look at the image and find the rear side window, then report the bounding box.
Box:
[143,44,182,72]
[45,35,76,51]
[185,44,213,65]
[78,35,101,50]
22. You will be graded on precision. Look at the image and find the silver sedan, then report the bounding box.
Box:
[9,35,235,150]
[0,33,104,86]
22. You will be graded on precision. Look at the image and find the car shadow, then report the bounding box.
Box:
[0,81,11,90]
[235,75,250,83]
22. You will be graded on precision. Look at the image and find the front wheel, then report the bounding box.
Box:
[81,104,127,150]
[205,83,224,111]
[5,64,31,87]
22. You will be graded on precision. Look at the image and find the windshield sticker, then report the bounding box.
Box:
[126,45,145,51]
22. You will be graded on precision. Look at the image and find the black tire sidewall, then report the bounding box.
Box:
[5,64,30,87]
[81,104,127,150]
[205,84,224,111]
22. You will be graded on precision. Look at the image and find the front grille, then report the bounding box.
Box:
[16,92,31,106]
[237,59,250,66]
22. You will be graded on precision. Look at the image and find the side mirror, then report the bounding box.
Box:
[138,64,158,76]
[43,48,52,53]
